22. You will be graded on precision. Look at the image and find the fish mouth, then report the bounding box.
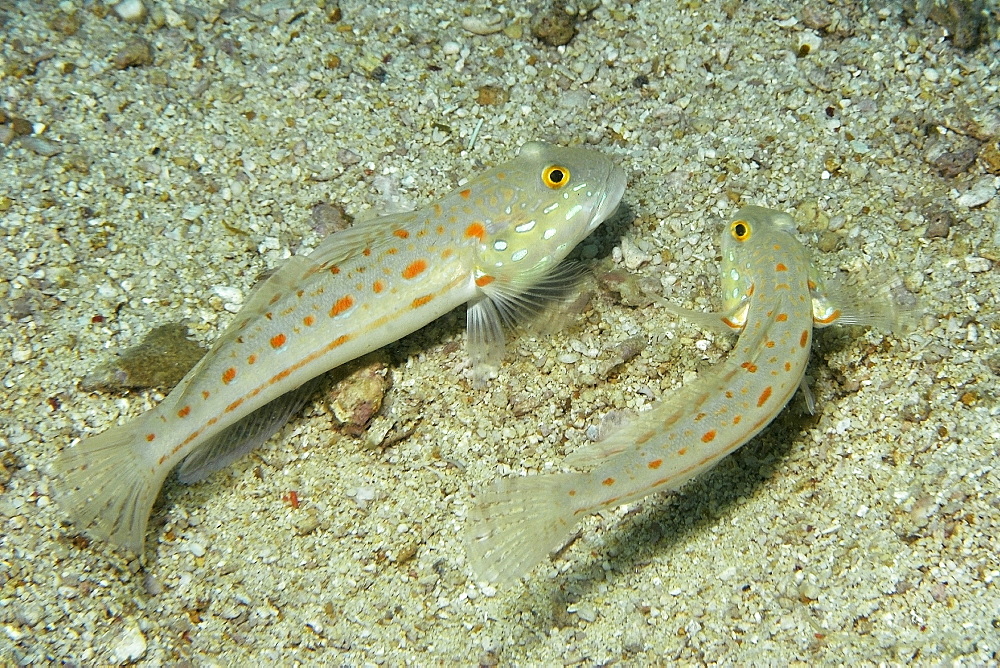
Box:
[588,162,627,232]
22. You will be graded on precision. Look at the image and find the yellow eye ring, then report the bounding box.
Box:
[542,165,570,189]
[730,219,752,242]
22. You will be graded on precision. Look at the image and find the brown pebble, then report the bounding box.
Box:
[10,117,33,137]
[80,323,206,391]
[49,12,82,36]
[933,147,978,177]
[326,351,391,436]
[980,140,1000,174]
[923,207,955,239]
[113,38,154,69]
[532,5,577,46]
[476,85,509,106]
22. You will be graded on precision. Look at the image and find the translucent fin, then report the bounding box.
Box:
[466,471,582,584]
[650,294,745,337]
[51,418,166,555]
[480,261,588,329]
[466,261,587,388]
[798,376,816,415]
[176,377,321,483]
[466,297,506,389]
[811,274,920,334]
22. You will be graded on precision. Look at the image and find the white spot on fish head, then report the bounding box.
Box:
[730,268,741,281]
[543,228,557,240]
[493,240,508,251]
[564,204,583,221]
[511,249,528,262]
[515,220,536,233]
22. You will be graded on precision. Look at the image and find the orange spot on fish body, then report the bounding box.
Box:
[725,390,734,399]
[248,354,257,365]
[225,397,244,413]
[373,280,384,293]
[741,361,758,373]
[460,188,471,199]
[800,330,810,348]
[146,433,156,442]
[568,489,577,497]
[411,294,433,308]
[695,412,706,422]
[269,293,282,305]
[784,361,792,371]
[814,309,841,324]
[393,229,409,239]
[701,430,717,443]
[757,386,773,407]
[648,459,663,469]
[465,222,487,241]
[475,275,495,287]
[766,340,775,348]
[733,415,742,424]
[362,248,371,257]
[265,312,273,320]
[776,262,788,272]
[678,448,688,456]
[436,225,445,235]
[776,313,788,322]
[303,315,316,326]
[636,431,654,445]
[178,405,191,418]
[202,390,210,400]
[330,295,354,317]
[330,265,340,275]
[270,333,287,349]
[223,367,237,384]
[602,477,616,486]
[403,259,428,279]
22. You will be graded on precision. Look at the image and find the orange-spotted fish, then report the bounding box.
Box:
[467,205,912,583]
[53,141,626,555]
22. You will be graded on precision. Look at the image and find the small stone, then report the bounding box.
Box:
[9,117,33,136]
[620,237,652,270]
[955,177,997,208]
[933,147,977,177]
[462,13,506,35]
[188,541,206,557]
[796,30,822,57]
[979,140,1000,174]
[113,38,154,69]
[113,0,148,23]
[476,85,509,106]
[923,207,955,238]
[964,256,992,273]
[532,4,577,46]
[143,572,164,596]
[294,508,322,536]
[109,620,147,664]
[327,352,391,436]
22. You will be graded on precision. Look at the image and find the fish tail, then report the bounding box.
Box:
[466,472,584,583]
[51,418,167,556]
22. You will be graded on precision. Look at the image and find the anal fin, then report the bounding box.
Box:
[175,377,323,483]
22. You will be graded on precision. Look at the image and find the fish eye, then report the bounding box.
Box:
[730,220,751,241]
[542,165,570,189]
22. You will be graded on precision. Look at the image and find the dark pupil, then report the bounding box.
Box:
[549,169,564,183]
[734,223,747,237]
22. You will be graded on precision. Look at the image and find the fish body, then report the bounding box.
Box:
[54,141,626,554]
[467,205,909,583]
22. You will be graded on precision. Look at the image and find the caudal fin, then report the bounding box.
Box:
[51,419,166,555]
[466,472,583,583]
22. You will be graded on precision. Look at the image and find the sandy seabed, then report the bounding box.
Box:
[1,0,998,664]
